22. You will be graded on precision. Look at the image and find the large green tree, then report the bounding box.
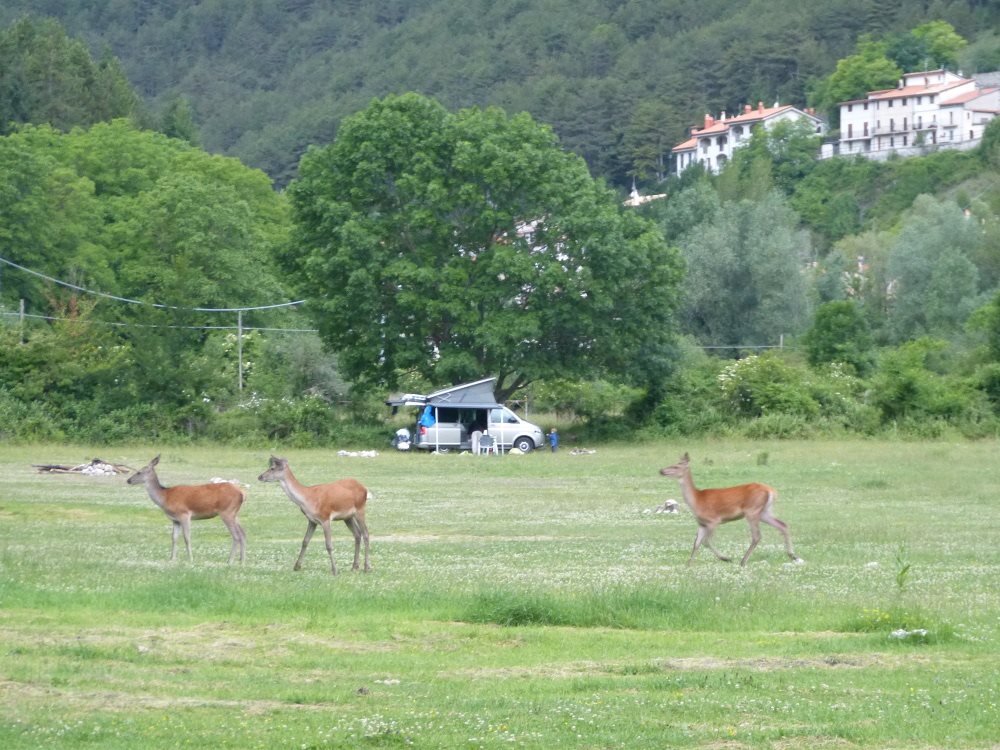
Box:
[0,121,291,413]
[678,191,811,348]
[285,93,683,398]
[809,37,902,124]
[885,195,985,342]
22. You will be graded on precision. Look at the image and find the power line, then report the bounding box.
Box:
[0,255,306,312]
[0,309,318,333]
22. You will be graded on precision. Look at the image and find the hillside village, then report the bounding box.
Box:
[672,68,1000,175]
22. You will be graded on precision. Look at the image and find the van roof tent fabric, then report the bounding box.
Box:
[425,377,502,409]
[385,377,502,409]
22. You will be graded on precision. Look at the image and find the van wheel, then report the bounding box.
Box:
[513,436,534,453]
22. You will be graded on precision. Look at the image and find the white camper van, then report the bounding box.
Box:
[387,378,544,453]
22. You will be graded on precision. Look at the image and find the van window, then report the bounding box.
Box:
[434,407,478,423]
[490,407,519,424]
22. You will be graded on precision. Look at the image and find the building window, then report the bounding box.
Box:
[848,104,853,112]
[902,97,907,105]
[848,124,853,138]
[863,102,869,110]
[864,122,869,136]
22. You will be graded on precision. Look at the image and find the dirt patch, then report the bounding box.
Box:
[0,622,398,660]
[0,678,343,714]
[447,652,915,680]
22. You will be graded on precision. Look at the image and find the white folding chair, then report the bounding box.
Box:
[478,434,497,455]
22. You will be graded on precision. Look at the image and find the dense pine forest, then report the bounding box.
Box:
[1,0,998,187]
[3,1,1000,445]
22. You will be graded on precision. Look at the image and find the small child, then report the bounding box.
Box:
[547,428,559,453]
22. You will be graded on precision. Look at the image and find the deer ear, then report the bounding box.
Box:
[682,452,690,462]
[151,454,161,466]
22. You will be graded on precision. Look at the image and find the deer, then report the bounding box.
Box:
[659,453,800,566]
[258,455,371,575]
[126,455,247,563]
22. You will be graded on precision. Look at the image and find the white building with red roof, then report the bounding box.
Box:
[832,69,1000,160]
[671,101,826,176]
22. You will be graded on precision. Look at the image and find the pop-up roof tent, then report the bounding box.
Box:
[386,378,504,452]
[386,377,502,410]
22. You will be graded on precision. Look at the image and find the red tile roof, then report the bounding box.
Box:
[940,87,998,106]
[868,80,968,100]
[671,104,814,152]
[671,136,697,153]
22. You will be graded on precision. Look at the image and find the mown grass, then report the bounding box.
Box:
[0,440,998,748]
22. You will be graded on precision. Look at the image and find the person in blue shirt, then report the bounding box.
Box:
[547,428,559,453]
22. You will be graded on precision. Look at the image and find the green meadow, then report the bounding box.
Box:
[1,441,998,749]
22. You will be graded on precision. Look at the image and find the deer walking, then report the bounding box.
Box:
[659,453,800,566]
[126,455,247,563]
[258,455,371,575]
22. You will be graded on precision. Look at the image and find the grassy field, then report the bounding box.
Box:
[1,440,998,749]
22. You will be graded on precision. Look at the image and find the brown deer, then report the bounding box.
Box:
[258,455,371,575]
[126,455,247,563]
[659,453,800,566]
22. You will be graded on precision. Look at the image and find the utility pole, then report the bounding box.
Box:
[237,309,244,391]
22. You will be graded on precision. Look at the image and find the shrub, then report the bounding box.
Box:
[871,339,983,423]
[254,394,339,441]
[976,362,1000,413]
[646,341,730,436]
[742,413,821,439]
[0,389,65,442]
[803,299,874,374]
[717,352,820,418]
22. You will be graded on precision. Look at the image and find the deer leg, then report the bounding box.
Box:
[221,516,244,564]
[761,511,800,561]
[355,514,371,572]
[170,521,181,561]
[179,516,193,562]
[345,517,362,570]
[236,521,246,563]
[320,519,337,575]
[741,517,762,566]
[294,521,317,571]
[691,521,730,563]
[689,523,728,564]
[704,539,732,562]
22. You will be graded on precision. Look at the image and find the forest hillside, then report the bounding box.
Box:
[1,0,998,187]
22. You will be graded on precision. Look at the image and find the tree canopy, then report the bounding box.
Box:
[677,191,811,349]
[0,16,140,134]
[0,120,292,416]
[285,93,683,399]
